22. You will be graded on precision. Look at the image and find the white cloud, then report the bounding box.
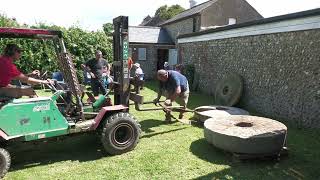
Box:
[0,0,319,31]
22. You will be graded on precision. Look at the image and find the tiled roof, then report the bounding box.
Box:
[129,26,173,44]
[160,0,218,26]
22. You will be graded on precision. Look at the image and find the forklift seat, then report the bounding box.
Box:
[0,87,36,99]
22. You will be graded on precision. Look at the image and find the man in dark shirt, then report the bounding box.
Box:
[83,50,108,96]
[153,69,189,119]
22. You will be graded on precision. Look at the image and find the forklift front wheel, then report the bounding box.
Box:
[0,148,10,178]
[101,112,141,155]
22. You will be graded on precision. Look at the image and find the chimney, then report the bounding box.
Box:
[189,0,197,8]
[228,18,236,25]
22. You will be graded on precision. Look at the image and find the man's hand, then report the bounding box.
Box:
[81,64,86,69]
[42,79,54,85]
[153,98,160,105]
[164,99,172,106]
[90,72,96,79]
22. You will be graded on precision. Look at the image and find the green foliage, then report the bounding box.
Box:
[0,14,20,27]
[0,14,112,77]
[184,64,195,87]
[103,23,113,36]
[155,5,185,20]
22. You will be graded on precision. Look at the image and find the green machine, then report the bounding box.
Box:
[0,16,140,178]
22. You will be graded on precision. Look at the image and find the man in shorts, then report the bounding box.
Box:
[153,69,189,120]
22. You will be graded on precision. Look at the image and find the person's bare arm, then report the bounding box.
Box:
[169,86,181,101]
[81,64,95,78]
[14,74,48,85]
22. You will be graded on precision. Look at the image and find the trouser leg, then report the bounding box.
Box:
[97,78,107,95]
[91,79,99,96]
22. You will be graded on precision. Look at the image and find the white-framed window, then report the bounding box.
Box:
[138,48,146,61]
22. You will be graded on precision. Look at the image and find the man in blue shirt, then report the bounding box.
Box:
[153,69,189,119]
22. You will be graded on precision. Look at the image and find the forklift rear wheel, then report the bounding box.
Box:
[0,148,10,178]
[101,112,141,155]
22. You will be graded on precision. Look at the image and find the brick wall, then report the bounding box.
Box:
[179,29,320,127]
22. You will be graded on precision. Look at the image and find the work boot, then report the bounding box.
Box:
[178,113,184,119]
[165,112,172,123]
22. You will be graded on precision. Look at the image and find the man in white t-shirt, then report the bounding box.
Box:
[133,63,144,80]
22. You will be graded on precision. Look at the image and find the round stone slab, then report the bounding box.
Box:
[215,73,243,106]
[194,106,249,122]
[204,115,287,155]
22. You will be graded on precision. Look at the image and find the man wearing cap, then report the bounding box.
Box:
[83,50,109,96]
[153,69,189,119]
[0,44,51,98]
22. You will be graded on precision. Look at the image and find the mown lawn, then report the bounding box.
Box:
[5,81,320,179]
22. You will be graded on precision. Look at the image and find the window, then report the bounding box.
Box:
[138,48,146,61]
[193,17,196,32]
[129,48,133,57]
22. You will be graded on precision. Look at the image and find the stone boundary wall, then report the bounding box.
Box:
[177,10,320,128]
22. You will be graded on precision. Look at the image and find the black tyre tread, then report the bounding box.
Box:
[101,112,141,155]
[0,148,10,178]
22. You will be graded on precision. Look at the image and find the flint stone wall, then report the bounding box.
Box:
[178,11,320,128]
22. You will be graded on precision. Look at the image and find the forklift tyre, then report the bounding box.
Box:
[101,112,141,155]
[0,148,10,178]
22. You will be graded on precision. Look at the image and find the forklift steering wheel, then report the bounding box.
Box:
[46,80,58,92]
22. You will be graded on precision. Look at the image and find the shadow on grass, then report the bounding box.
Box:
[139,119,165,133]
[190,131,320,180]
[141,127,188,139]
[190,139,232,165]
[139,118,189,139]
[190,139,280,179]
[143,80,159,93]
[9,134,106,172]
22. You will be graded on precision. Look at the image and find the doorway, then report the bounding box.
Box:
[157,49,168,70]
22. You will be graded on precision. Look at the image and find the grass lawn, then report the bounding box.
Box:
[5,81,320,179]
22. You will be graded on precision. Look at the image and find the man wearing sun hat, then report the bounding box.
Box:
[133,63,144,81]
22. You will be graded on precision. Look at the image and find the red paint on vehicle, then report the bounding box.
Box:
[0,129,9,140]
[91,105,128,129]
[0,28,61,38]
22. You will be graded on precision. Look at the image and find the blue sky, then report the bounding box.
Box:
[0,0,319,31]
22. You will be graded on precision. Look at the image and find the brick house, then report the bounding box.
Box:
[160,0,263,41]
[128,26,174,79]
[129,0,263,79]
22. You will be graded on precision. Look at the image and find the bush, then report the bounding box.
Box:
[0,14,113,77]
[184,64,195,88]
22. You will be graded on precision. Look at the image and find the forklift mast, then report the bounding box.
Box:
[113,16,130,108]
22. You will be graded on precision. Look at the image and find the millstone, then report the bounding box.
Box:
[204,115,287,155]
[215,73,243,106]
[194,106,249,122]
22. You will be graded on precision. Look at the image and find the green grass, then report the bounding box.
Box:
[5,81,320,179]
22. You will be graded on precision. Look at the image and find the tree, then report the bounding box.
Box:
[155,5,185,20]
[103,23,113,36]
